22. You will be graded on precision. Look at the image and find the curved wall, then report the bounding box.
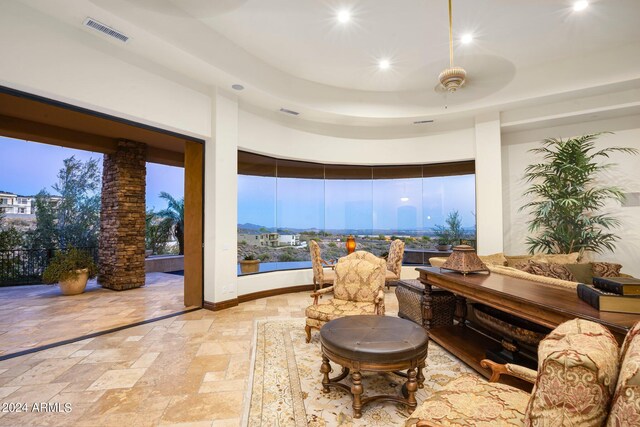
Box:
[237,110,476,166]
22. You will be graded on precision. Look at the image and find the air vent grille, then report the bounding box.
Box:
[279,108,299,116]
[83,18,129,43]
[413,120,434,125]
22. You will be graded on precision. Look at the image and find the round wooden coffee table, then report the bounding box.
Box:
[319,315,429,418]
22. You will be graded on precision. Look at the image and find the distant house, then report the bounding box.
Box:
[0,191,61,216]
[239,232,301,247]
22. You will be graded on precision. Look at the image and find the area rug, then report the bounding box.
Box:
[245,320,480,426]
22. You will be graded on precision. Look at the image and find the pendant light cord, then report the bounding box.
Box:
[448,0,454,68]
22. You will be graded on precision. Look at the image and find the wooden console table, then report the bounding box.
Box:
[416,267,638,384]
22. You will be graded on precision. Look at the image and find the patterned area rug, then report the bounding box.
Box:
[246,320,479,426]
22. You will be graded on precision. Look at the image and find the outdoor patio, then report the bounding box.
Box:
[0,272,192,358]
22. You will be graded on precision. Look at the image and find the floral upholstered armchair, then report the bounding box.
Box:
[309,240,335,291]
[407,318,627,427]
[385,239,405,288]
[305,250,386,343]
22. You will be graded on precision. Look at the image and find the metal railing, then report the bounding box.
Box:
[0,247,97,287]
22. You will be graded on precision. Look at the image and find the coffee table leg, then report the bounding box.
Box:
[417,360,425,389]
[351,371,363,418]
[406,368,418,411]
[321,355,331,393]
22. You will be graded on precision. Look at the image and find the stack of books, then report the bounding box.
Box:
[577,277,640,314]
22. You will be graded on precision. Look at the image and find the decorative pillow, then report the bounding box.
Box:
[593,262,623,278]
[505,254,533,268]
[606,321,640,427]
[515,260,576,282]
[533,252,581,264]
[564,262,594,285]
[525,319,620,427]
[479,252,508,266]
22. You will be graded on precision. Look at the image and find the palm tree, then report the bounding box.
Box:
[157,192,185,255]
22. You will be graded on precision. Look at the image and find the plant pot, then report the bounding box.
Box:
[436,244,453,251]
[58,268,89,296]
[239,260,260,274]
[145,250,153,258]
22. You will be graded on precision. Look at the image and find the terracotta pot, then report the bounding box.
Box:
[239,260,260,274]
[436,244,453,251]
[58,268,89,296]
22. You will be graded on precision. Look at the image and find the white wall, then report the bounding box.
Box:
[502,115,640,277]
[0,1,211,140]
[238,110,475,165]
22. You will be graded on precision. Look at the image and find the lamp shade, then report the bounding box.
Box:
[440,245,489,275]
[346,235,356,254]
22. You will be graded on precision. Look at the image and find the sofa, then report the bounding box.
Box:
[430,252,630,289]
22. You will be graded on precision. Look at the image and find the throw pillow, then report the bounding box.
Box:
[478,253,508,266]
[564,262,593,285]
[505,255,532,268]
[593,262,623,278]
[515,260,576,282]
[533,252,581,264]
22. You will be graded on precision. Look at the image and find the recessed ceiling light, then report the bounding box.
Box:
[231,84,244,91]
[573,0,588,11]
[378,59,391,70]
[461,33,473,44]
[400,197,409,202]
[337,10,351,23]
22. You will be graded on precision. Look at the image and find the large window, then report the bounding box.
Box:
[237,152,476,275]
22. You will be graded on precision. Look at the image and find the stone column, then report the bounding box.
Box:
[99,140,147,290]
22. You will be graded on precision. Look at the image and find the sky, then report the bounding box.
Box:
[0,136,184,211]
[238,174,476,231]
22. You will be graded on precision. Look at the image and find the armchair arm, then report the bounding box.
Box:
[321,258,337,269]
[374,289,385,315]
[480,359,537,384]
[310,286,334,305]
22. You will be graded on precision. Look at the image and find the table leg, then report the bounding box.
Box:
[406,368,418,411]
[454,295,467,327]
[417,360,425,389]
[351,371,363,419]
[422,283,433,330]
[321,355,331,393]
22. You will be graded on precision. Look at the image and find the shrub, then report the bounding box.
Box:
[42,248,97,284]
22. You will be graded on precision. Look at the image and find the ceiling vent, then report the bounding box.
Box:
[622,192,640,207]
[413,120,434,125]
[83,18,129,43]
[279,108,299,116]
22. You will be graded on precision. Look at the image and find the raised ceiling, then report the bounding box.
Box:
[16,0,640,129]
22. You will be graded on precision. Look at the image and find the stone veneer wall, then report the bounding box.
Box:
[99,140,147,290]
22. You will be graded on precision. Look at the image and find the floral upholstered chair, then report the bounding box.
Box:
[385,239,405,289]
[305,250,386,343]
[309,240,335,291]
[607,321,640,426]
[406,318,620,427]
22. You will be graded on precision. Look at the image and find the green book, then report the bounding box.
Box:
[577,284,640,314]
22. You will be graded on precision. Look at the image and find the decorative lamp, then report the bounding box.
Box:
[440,245,489,275]
[346,235,356,254]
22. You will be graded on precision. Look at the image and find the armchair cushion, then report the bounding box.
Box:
[385,269,399,280]
[525,319,619,427]
[305,299,378,322]
[607,321,640,427]
[333,251,386,303]
[406,374,529,427]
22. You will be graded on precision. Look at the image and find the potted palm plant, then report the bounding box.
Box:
[239,254,260,274]
[42,248,97,295]
[520,133,637,256]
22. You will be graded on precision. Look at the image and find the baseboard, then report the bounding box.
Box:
[238,284,314,303]
[203,298,239,311]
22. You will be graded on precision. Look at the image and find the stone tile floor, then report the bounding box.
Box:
[0,289,400,426]
[0,273,191,357]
